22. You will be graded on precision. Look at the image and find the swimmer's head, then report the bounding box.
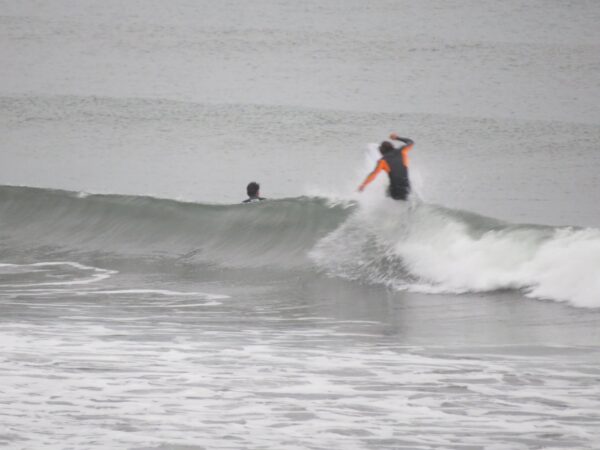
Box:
[247,181,260,197]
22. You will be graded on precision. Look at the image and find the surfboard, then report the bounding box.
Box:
[365,143,381,167]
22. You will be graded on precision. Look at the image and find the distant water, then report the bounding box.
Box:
[2,1,600,449]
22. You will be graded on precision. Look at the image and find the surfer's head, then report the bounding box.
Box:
[379,141,394,155]
[246,182,260,198]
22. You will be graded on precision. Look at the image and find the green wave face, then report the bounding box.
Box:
[0,185,351,269]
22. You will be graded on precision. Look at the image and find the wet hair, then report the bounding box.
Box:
[247,181,260,197]
[379,141,394,155]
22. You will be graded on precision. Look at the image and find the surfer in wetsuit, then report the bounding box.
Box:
[242,181,266,203]
[358,133,414,200]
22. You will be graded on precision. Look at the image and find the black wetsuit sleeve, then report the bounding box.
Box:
[393,137,414,147]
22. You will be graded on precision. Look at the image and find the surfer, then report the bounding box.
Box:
[242,182,266,203]
[358,133,414,200]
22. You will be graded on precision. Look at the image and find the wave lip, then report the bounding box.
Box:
[311,201,600,308]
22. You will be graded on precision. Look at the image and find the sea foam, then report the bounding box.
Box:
[311,198,600,308]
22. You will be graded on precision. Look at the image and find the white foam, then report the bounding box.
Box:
[523,228,600,307]
[2,322,599,450]
[80,289,230,300]
[0,261,117,287]
[311,202,600,308]
[0,263,229,303]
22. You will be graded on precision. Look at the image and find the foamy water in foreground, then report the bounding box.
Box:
[3,297,600,449]
[1,262,600,449]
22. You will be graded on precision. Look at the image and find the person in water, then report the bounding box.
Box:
[242,181,266,203]
[358,133,414,200]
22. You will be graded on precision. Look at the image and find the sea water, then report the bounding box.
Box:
[1,1,600,449]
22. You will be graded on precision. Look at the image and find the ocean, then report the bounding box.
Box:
[1,1,600,449]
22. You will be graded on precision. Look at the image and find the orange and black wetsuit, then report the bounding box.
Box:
[359,137,414,200]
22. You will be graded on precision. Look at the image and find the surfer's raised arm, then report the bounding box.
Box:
[389,133,414,149]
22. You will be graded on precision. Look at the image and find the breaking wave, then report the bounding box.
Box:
[1,185,599,308]
[311,199,600,308]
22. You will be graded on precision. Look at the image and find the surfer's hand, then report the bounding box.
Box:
[389,132,398,140]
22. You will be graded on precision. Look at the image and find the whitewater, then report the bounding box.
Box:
[314,201,600,309]
[2,0,600,449]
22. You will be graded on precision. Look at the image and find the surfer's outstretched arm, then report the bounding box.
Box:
[358,159,390,192]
